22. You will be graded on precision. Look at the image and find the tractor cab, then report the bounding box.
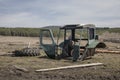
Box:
[40,24,106,61]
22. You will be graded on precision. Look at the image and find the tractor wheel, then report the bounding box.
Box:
[86,48,96,57]
[80,48,96,61]
[13,48,40,56]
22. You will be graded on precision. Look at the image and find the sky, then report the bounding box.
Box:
[0,0,120,28]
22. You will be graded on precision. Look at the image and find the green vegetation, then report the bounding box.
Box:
[108,28,120,33]
[0,27,120,37]
[0,27,60,37]
[0,27,40,37]
[96,27,120,35]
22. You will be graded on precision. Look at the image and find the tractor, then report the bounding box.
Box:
[40,24,106,61]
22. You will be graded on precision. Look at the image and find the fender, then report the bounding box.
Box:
[87,40,106,48]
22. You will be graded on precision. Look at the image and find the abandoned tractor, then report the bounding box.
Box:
[40,24,106,62]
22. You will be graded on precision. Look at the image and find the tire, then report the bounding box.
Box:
[13,48,40,56]
[86,48,95,57]
[80,48,95,61]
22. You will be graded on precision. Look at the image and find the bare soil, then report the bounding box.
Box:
[0,36,120,80]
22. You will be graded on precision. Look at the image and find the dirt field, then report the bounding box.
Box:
[0,36,120,80]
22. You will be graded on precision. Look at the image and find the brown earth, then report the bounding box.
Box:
[0,36,120,80]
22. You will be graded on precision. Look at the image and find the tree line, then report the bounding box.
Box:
[0,27,61,37]
[0,27,119,37]
[0,28,40,37]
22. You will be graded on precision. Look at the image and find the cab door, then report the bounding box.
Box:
[40,29,56,59]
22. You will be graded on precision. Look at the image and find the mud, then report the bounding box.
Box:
[0,66,120,80]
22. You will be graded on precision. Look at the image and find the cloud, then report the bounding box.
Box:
[0,0,120,27]
[0,12,51,27]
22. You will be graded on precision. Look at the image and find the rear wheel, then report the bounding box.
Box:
[80,48,96,61]
[87,48,96,56]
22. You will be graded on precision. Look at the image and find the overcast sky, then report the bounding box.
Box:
[0,0,120,27]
